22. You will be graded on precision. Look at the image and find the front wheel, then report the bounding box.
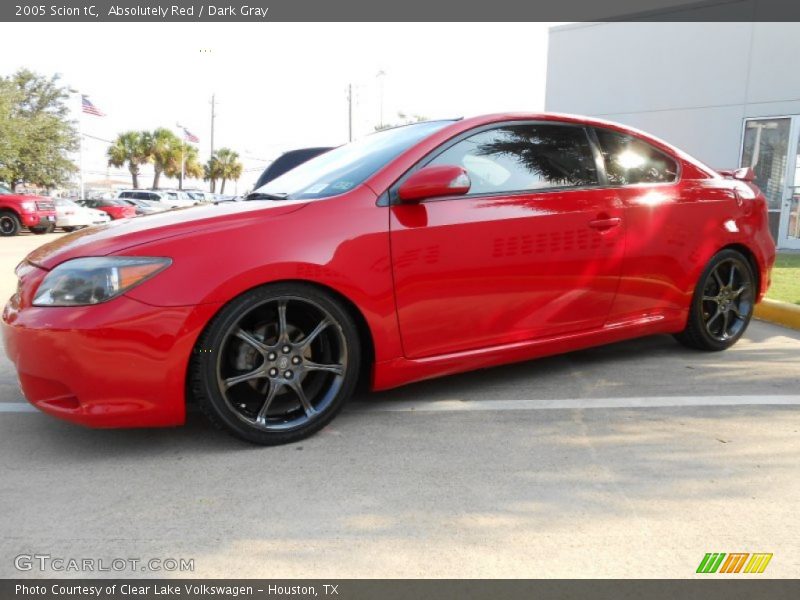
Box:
[675,249,755,351]
[0,211,21,236]
[189,283,361,445]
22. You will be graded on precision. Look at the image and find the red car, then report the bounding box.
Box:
[78,199,137,220]
[2,113,775,445]
[0,184,57,236]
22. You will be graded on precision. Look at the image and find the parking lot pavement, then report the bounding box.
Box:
[0,234,798,578]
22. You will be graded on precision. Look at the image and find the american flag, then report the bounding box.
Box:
[81,95,105,117]
[182,127,200,143]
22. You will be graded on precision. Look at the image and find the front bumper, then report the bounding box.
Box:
[2,285,221,428]
[20,213,56,227]
[56,215,93,228]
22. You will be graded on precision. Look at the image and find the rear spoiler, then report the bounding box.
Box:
[718,167,755,182]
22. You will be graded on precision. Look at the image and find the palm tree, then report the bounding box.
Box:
[107,131,149,189]
[147,127,181,190]
[215,148,243,194]
[165,142,202,190]
[203,154,222,193]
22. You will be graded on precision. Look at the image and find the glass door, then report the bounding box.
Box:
[740,116,800,249]
[782,118,800,249]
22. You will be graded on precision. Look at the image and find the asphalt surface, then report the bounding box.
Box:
[0,232,798,578]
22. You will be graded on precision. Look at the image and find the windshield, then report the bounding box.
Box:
[55,199,78,207]
[0,184,11,195]
[253,120,454,200]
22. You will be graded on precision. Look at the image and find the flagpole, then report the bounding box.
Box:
[78,93,84,199]
[176,122,185,191]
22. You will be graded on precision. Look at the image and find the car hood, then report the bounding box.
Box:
[27,200,308,270]
[4,193,51,202]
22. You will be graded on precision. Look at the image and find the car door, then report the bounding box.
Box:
[389,121,626,359]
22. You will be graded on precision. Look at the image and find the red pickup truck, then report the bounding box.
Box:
[0,184,57,236]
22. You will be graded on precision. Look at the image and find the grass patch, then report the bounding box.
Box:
[767,253,800,306]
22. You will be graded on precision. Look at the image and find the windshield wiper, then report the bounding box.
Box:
[246,192,289,201]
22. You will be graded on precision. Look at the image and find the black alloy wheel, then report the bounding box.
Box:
[0,212,21,236]
[675,249,755,351]
[190,283,361,445]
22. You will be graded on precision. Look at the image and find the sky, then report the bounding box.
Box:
[0,22,557,192]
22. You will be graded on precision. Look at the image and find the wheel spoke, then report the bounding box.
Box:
[721,309,730,338]
[299,317,333,349]
[255,381,282,424]
[304,361,344,376]
[705,309,722,335]
[277,300,288,342]
[733,283,750,298]
[728,264,737,287]
[287,379,316,417]
[702,295,718,303]
[235,328,268,353]
[224,367,265,389]
[712,268,724,290]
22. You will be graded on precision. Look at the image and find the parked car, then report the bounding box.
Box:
[185,190,212,203]
[115,190,192,209]
[160,190,197,208]
[54,198,111,231]
[118,198,169,216]
[0,184,56,236]
[2,114,776,446]
[77,198,136,220]
[251,147,333,191]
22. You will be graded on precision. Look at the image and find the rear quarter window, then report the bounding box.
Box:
[595,128,679,185]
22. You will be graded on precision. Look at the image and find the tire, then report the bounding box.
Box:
[61,226,78,233]
[674,249,756,351]
[30,223,55,235]
[189,283,361,445]
[0,211,21,236]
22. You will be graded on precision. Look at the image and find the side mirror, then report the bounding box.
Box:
[397,165,471,203]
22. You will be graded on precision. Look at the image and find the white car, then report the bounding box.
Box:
[115,190,195,209]
[54,198,111,232]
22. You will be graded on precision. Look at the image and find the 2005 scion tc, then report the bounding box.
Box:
[2,113,775,445]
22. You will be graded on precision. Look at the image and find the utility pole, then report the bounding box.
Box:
[210,93,216,158]
[376,70,386,129]
[347,84,353,142]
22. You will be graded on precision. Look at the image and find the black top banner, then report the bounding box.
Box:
[3,0,800,22]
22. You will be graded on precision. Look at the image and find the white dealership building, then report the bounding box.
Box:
[545,20,800,249]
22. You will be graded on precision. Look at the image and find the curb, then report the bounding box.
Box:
[754,298,800,330]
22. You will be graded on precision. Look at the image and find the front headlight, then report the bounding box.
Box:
[20,201,36,212]
[33,257,171,307]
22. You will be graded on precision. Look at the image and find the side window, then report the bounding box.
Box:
[427,124,598,195]
[118,192,130,199]
[595,128,679,185]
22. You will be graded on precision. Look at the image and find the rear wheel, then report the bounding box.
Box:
[61,226,78,233]
[675,249,755,351]
[190,283,361,445]
[0,211,21,236]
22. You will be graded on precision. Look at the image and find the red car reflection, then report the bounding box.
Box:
[2,114,775,445]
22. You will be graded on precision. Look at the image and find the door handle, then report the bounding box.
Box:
[588,217,622,231]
